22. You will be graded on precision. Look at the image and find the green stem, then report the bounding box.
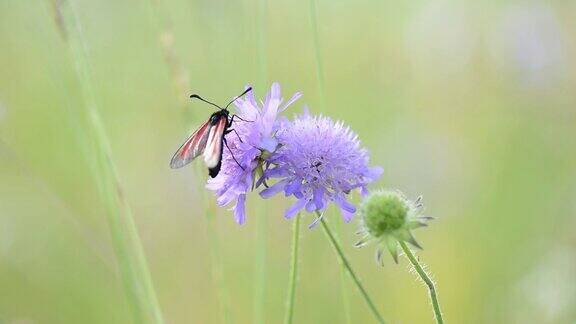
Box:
[284,213,301,324]
[256,0,268,89]
[253,207,268,324]
[205,204,232,324]
[319,216,386,324]
[53,1,164,323]
[308,0,327,110]
[399,241,444,324]
[253,1,268,322]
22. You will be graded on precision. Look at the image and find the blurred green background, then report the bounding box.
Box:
[1,0,575,323]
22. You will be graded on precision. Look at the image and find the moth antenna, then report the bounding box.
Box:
[224,87,253,109]
[190,94,222,110]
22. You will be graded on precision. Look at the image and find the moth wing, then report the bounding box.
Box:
[170,121,211,169]
[203,116,228,177]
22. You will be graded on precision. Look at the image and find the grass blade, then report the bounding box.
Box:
[50,1,165,322]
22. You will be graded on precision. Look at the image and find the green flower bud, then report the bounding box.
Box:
[355,190,431,264]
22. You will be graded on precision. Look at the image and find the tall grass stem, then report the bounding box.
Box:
[205,203,232,324]
[309,2,352,321]
[308,0,327,110]
[54,1,164,323]
[284,213,301,324]
[253,205,268,324]
[253,1,268,323]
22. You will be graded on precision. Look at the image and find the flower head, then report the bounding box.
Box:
[355,190,432,264]
[207,83,302,224]
[260,111,382,226]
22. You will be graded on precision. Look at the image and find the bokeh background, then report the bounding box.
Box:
[1,0,576,323]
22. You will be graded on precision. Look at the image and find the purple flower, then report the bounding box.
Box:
[206,83,302,224]
[260,111,382,225]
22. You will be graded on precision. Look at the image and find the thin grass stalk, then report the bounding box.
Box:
[144,1,233,322]
[284,213,301,324]
[54,1,164,323]
[197,160,232,323]
[205,203,232,324]
[144,0,191,111]
[256,0,268,89]
[253,0,268,323]
[308,0,327,110]
[309,2,351,321]
[399,241,444,324]
[253,202,268,324]
[319,215,386,324]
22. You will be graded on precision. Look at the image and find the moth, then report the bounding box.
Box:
[170,87,252,177]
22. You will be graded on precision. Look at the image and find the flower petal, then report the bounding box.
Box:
[366,166,384,180]
[279,92,302,112]
[285,180,302,196]
[285,198,307,219]
[340,208,355,222]
[259,137,278,153]
[334,194,356,214]
[259,179,288,198]
[308,211,324,229]
[234,194,246,224]
[313,188,325,210]
[305,200,317,212]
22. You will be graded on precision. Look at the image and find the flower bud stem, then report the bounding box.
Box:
[399,241,444,324]
[284,213,301,324]
[319,215,386,324]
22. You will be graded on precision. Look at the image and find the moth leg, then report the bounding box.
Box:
[223,137,245,170]
[230,114,254,123]
[225,128,244,143]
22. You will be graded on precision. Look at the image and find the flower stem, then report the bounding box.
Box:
[399,241,444,324]
[284,213,301,324]
[319,216,386,324]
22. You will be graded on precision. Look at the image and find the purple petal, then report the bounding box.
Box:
[234,194,246,224]
[285,180,302,196]
[279,92,302,112]
[334,194,356,214]
[308,211,324,229]
[285,198,307,219]
[360,185,369,197]
[270,82,281,101]
[259,137,278,152]
[366,166,383,180]
[259,179,288,198]
[216,187,237,206]
[305,200,317,212]
[294,191,304,199]
[264,168,288,178]
[340,208,355,222]
[313,188,325,210]
[255,174,266,188]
